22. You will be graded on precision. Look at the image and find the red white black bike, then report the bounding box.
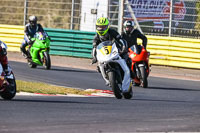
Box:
[0,64,16,100]
[128,45,150,88]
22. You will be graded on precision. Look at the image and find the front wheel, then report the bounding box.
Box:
[139,66,148,88]
[43,52,51,70]
[0,78,16,100]
[108,71,122,99]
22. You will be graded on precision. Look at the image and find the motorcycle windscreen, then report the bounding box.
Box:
[129,45,142,54]
[35,32,46,40]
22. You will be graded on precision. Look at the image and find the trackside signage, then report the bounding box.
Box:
[127,0,186,21]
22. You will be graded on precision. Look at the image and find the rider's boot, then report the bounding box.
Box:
[96,65,101,73]
[22,52,31,59]
[91,57,97,64]
[105,81,111,87]
[20,46,29,59]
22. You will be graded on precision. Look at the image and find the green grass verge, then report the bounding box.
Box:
[16,80,97,95]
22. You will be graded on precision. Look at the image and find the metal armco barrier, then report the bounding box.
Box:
[0,24,199,69]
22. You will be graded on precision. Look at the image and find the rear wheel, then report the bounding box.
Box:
[43,52,51,70]
[108,71,122,99]
[139,66,148,88]
[0,78,16,100]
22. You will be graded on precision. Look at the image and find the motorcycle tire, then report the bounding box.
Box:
[0,78,16,100]
[43,52,51,70]
[108,71,122,99]
[139,66,148,88]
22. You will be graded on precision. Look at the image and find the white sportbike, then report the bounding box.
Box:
[96,41,132,99]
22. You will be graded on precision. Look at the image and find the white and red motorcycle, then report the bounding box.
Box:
[0,64,16,100]
[96,41,132,99]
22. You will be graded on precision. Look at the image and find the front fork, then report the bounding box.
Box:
[134,62,148,79]
[39,49,49,63]
[105,64,122,84]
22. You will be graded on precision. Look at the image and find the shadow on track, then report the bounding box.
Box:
[132,98,195,103]
[147,86,200,92]
[38,67,97,74]
[6,98,105,104]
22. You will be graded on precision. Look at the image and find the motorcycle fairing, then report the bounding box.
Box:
[30,32,50,65]
[96,41,120,63]
[129,45,148,62]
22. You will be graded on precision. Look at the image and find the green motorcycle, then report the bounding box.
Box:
[27,32,51,69]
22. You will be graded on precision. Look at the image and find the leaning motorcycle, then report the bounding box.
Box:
[128,45,150,88]
[27,32,51,69]
[0,64,16,100]
[96,41,132,99]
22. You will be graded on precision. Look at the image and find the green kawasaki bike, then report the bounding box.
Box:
[27,32,51,69]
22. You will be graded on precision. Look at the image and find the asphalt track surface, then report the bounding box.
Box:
[0,61,200,133]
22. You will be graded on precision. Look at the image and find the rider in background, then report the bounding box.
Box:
[121,20,147,84]
[20,15,48,59]
[91,17,131,93]
[121,20,147,49]
[0,40,11,76]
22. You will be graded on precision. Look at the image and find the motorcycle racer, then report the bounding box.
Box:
[0,40,11,76]
[20,15,49,59]
[122,20,148,85]
[121,20,147,49]
[92,17,131,94]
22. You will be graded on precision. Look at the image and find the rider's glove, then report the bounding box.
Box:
[119,50,124,56]
[28,40,34,45]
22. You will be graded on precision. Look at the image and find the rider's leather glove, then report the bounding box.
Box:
[28,40,34,45]
[119,50,124,56]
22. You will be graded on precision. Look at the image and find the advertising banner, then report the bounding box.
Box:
[124,0,196,30]
[127,0,186,21]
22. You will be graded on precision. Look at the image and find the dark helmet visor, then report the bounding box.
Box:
[96,25,108,31]
[125,25,133,31]
[30,21,36,26]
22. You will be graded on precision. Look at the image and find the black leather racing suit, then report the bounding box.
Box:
[20,23,45,56]
[121,29,147,49]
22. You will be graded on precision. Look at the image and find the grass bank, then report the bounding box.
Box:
[16,80,97,96]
